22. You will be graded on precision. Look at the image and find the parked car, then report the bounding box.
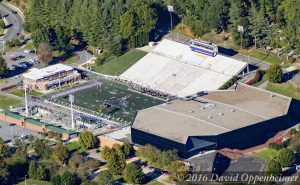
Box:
[24,49,31,53]
[11,11,17,14]
[10,56,17,61]
[16,55,25,59]
[28,59,39,64]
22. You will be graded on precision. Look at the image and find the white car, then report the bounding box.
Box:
[29,59,39,64]
[24,49,31,53]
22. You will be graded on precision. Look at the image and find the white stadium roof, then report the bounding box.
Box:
[120,39,247,97]
[23,64,74,81]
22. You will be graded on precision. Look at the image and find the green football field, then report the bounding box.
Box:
[54,80,165,123]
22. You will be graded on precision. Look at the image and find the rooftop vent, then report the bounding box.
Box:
[208,116,213,119]
[230,109,235,112]
[219,113,224,116]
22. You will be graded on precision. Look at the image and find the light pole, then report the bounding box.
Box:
[69,94,75,129]
[237,25,244,49]
[10,124,13,135]
[167,5,174,40]
[24,81,29,117]
[25,175,27,185]
[85,50,89,70]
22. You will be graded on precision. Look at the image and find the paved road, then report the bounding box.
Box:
[68,50,93,68]
[0,1,23,42]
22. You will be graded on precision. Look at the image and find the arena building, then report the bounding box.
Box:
[120,39,248,97]
[131,84,300,158]
[22,64,81,92]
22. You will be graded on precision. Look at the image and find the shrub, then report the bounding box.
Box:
[123,163,144,184]
[277,148,295,167]
[265,160,282,176]
[266,64,282,83]
[219,76,238,90]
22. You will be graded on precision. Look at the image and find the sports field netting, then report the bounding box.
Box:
[53,80,165,123]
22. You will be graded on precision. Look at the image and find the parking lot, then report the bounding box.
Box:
[0,120,40,142]
[1,48,42,79]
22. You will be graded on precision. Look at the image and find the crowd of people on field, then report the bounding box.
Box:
[114,78,177,101]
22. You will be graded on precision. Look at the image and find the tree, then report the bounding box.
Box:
[112,143,123,156]
[120,0,157,47]
[34,139,51,159]
[265,160,282,176]
[266,64,282,83]
[28,161,37,179]
[78,131,97,150]
[123,163,144,184]
[52,144,69,164]
[98,170,113,185]
[14,139,28,159]
[169,160,188,182]
[289,135,300,152]
[32,27,50,48]
[122,141,133,157]
[37,42,53,67]
[36,166,47,180]
[60,171,77,185]
[0,142,11,158]
[51,175,61,185]
[0,19,5,29]
[136,144,179,169]
[107,149,126,175]
[0,57,7,76]
[277,148,296,167]
[101,146,112,160]
[249,7,270,48]
[0,157,8,184]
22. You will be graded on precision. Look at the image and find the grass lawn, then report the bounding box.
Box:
[239,49,283,65]
[0,94,21,109]
[0,27,4,36]
[66,141,82,153]
[54,80,164,123]
[10,89,43,97]
[253,148,278,161]
[266,82,300,100]
[253,75,267,87]
[61,53,79,64]
[53,50,65,57]
[16,179,51,185]
[93,49,147,76]
[24,42,36,50]
[172,22,194,38]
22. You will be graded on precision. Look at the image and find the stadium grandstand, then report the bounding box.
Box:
[131,84,300,158]
[120,39,248,97]
[22,64,81,92]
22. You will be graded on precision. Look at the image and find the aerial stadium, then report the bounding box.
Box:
[131,84,300,158]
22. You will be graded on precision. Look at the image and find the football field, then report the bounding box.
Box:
[52,80,165,123]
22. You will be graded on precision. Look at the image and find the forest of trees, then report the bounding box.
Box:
[18,0,300,55]
[170,0,300,53]
[24,0,159,56]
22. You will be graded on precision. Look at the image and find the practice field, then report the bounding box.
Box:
[52,80,165,123]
